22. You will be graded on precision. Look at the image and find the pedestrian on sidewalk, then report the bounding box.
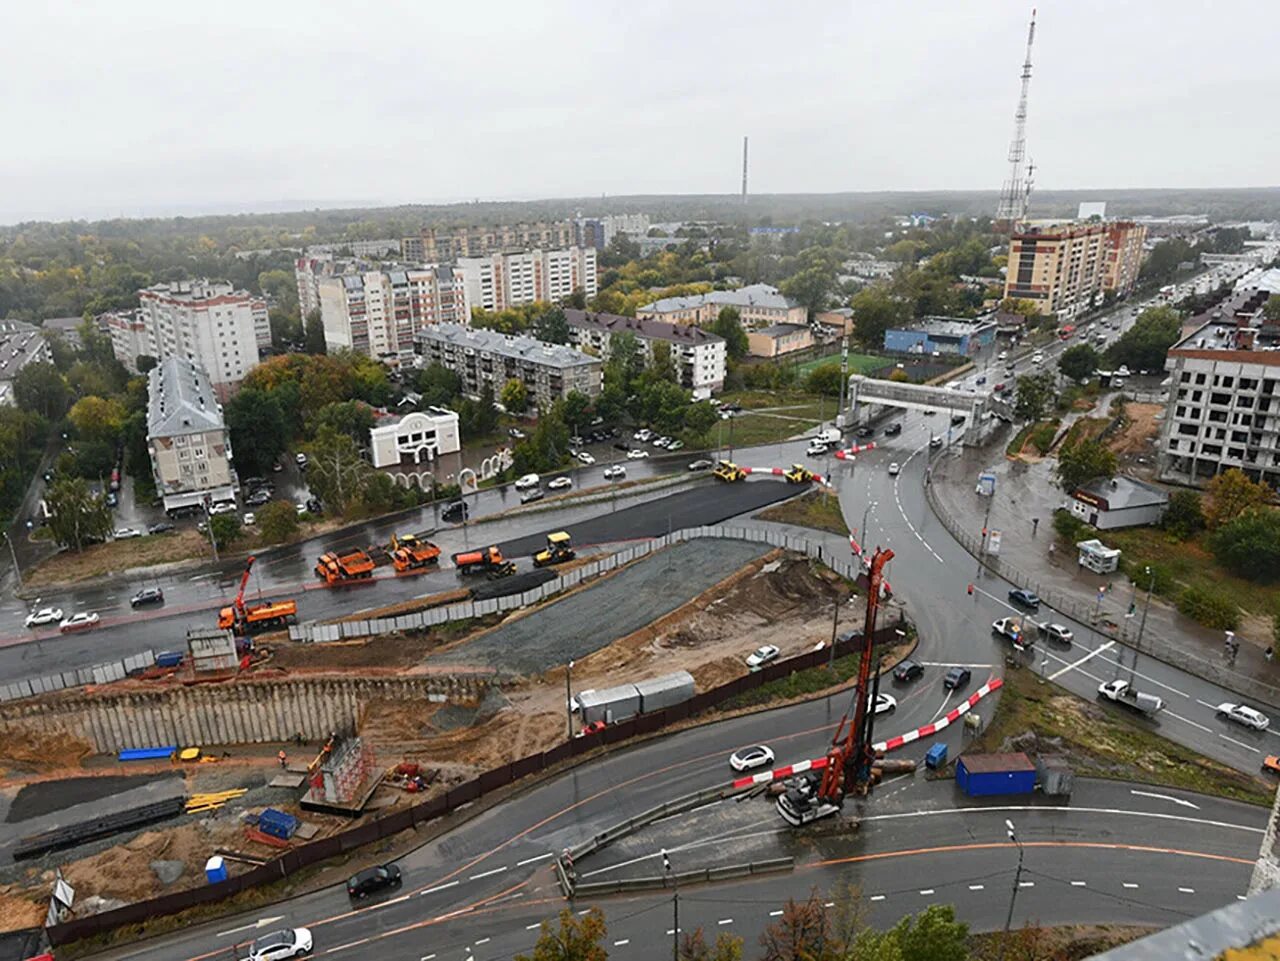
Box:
[1032,517,1039,536]
[1267,647,1274,664]
[277,749,287,769]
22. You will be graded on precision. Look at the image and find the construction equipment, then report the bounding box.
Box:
[452,545,516,578]
[217,556,298,634]
[777,547,894,826]
[533,531,576,568]
[712,460,746,483]
[315,548,377,584]
[389,533,442,573]
[783,464,815,485]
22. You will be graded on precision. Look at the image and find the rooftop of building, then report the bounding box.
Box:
[563,309,724,346]
[1073,475,1169,511]
[755,323,811,338]
[0,320,48,383]
[1087,887,1280,960]
[891,315,998,337]
[372,404,459,429]
[139,279,258,306]
[40,316,86,338]
[415,323,600,368]
[641,283,799,314]
[1170,286,1276,355]
[147,357,225,437]
[1012,220,1110,239]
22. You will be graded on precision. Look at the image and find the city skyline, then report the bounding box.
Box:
[3,0,1277,223]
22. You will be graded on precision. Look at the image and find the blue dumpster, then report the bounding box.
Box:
[925,743,948,770]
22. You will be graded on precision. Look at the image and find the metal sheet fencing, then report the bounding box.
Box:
[0,650,157,704]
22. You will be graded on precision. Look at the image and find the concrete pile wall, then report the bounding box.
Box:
[0,675,490,753]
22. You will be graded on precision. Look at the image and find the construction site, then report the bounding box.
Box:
[0,529,901,930]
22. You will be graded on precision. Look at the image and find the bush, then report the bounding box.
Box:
[1052,508,1090,544]
[1209,508,1280,581]
[1177,585,1240,631]
[1161,489,1205,541]
[257,500,299,544]
[1029,423,1056,454]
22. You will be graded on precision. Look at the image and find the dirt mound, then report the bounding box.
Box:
[0,729,93,776]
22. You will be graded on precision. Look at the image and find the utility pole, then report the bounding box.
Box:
[997,819,1026,961]
[1127,566,1155,686]
[2,528,21,594]
[662,849,679,959]
[565,660,574,740]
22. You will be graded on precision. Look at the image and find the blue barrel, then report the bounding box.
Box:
[205,856,228,883]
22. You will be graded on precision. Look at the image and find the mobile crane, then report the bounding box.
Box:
[777,546,894,826]
[216,556,298,634]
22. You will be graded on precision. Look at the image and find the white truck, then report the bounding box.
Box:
[992,616,1034,648]
[1097,679,1165,716]
[813,427,842,446]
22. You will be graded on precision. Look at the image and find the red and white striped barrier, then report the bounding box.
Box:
[834,442,877,461]
[737,466,833,488]
[848,533,893,597]
[730,676,1003,790]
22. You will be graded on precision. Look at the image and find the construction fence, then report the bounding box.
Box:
[47,532,901,947]
[0,650,157,704]
[290,524,864,643]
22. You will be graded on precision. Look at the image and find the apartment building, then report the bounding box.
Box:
[637,284,806,329]
[747,324,813,358]
[563,309,726,397]
[112,281,266,397]
[457,247,597,311]
[1103,221,1149,296]
[0,320,53,406]
[414,323,601,410]
[1157,286,1280,488]
[573,213,650,251]
[317,265,470,363]
[402,220,575,262]
[1004,222,1109,322]
[146,357,236,513]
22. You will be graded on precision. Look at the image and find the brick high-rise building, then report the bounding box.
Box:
[317,265,470,363]
[401,220,575,262]
[1003,222,1109,322]
[457,247,597,311]
[1103,221,1149,297]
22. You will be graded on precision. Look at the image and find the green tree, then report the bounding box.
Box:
[304,429,370,516]
[1162,489,1205,540]
[515,907,607,961]
[1210,509,1280,581]
[13,361,70,420]
[257,268,300,315]
[1055,438,1117,492]
[535,307,570,344]
[225,388,287,477]
[136,355,158,374]
[209,514,241,549]
[311,400,375,443]
[711,306,749,360]
[684,401,720,443]
[304,309,327,354]
[562,390,592,436]
[45,476,111,551]
[1205,468,1269,529]
[649,341,678,384]
[1264,295,1280,322]
[501,378,529,414]
[414,363,462,407]
[1058,344,1100,382]
[256,499,299,543]
[781,265,834,317]
[1013,372,1055,422]
[595,382,627,425]
[269,308,302,349]
[1106,306,1181,372]
[1177,584,1240,630]
[850,287,908,350]
[606,331,644,390]
[806,362,844,398]
[68,395,126,444]
[998,296,1039,317]
[892,904,969,961]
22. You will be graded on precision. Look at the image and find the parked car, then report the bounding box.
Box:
[147,522,175,535]
[929,436,943,449]
[246,489,273,507]
[347,863,402,900]
[1008,588,1041,610]
[520,488,544,504]
[728,744,775,772]
[888,462,900,476]
[441,500,468,522]
[950,414,966,426]
[514,473,540,490]
[667,439,684,451]
[746,644,781,669]
[248,927,312,961]
[993,382,1007,393]
[633,429,654,442]
[508,427,526,440]
[548,476,573,490]
[208,502,236,515]
[243,512,256,526]
[627,449,650,460]
[113,527,142,539]
[652,436,672,448]
[294,502,308,515]
[688,459,714,471]
[1041,623,1074,645]
[59,612,100,633]
[105,492,118,508]
[893,659,924,683]
[883,422,902,436]
[130,587,164,608]
[25,607,63,628]
[576,451,596,465]
[1217,703,1271,731]
[603,464,626,480]
[975,375,987,386]
[943,666,972,690]
[857,426,874,439]
[294,452,308,469]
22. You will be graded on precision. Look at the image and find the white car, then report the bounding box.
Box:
[887,462,900,476]
[576,451,596,465]
[603,465,626,480]
[294,452,308,467]
[1032,353,1044,365]
[242,513,256,526]
[746,644,781,669]
[871,692,897,714]
[113,527,142,539]
[59,612,100,633]
[997,350,1008,360]
[627,449,650,460]
[652,436,672,448]
[248,927,312,961]
[208,502,236,515]
[633,429,654,442]
[25,607,63,628]
[547,476,573,490]
[514,473,541,490]
[728,744,775,772]
[295,502,308,515]
[1217,703,1271,731]
[1041,623,1074,645]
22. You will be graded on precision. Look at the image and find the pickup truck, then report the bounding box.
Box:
[991,616,1034,648]
[1098,679,1165,716]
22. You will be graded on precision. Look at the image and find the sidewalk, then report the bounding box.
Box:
[927,440,1280,710]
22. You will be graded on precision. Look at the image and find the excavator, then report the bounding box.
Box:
[314,548,377,584]
[217,556,298,634]
[389,533,441,574]
[776,547,894,826]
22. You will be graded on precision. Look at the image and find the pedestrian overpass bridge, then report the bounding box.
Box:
[841,375,1014,447]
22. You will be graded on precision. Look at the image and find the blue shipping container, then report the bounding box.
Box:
[155,651,184,668]
[258,807,298,840]
[956,752,1036,797]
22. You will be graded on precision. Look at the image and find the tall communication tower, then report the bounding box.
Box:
[995,10,1037,228]
[741,136,749,204]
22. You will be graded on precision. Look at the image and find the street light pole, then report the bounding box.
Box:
[565,660,574,740]
[1127,566,1156,685]
[662,848,678,960]
[2,529,21,593]
[997,819,1026,961]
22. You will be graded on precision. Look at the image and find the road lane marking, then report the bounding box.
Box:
[325,937,370,955]
[1179,887,1195,894]
[1048,641,1114,681]
[525,923,541,930]
[921,662,994,668]
[217,916,284,937]
[470,867,508,881]
[421,955,436,960]
[474,938,490,946]
[769,909,784,916]
[1219,733,1261,753]
[718,918,733,925]
[968,884,985,891]
[1071,881,1087,887]
[1122,882,1139,889]
[824,901,834,908]
[1019,881,1034,888]
[1163,709,1213,734]
[1130,789,1200,810]
[919,889,935,895]
[860,804,1262,835]
[870,895,886,901]
[615,940,630,946]
[419,880,459,895]
[517,853,554,866]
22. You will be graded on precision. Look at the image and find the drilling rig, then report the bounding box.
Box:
[776,547,894,826]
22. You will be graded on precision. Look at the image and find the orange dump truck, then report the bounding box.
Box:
[315,549,377,584]
[217,556,298,633]
[391,535,442,573]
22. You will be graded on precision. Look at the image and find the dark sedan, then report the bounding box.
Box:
[1008,588,1041,610]
[347,862,401,900]
[893,659,924,683]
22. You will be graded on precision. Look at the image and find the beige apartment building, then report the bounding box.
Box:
[1004,222,1109,322]
[1103,221,1149,296]
[401,220,575,262]
[456,247,597,311]
[638,284,807,329]
[147,357,236,513]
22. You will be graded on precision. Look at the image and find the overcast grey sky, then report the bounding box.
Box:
[2,1,1276,223]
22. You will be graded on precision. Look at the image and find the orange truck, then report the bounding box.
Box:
[451,545,515,577]
[390,534,442,573]
[217,556,298,633]
[315,549,377,584]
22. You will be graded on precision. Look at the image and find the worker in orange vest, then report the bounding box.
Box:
[277,750,287,769]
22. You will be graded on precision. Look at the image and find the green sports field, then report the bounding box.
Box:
[794,351,885,377]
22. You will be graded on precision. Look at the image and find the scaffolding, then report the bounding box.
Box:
[318,737,377,804]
